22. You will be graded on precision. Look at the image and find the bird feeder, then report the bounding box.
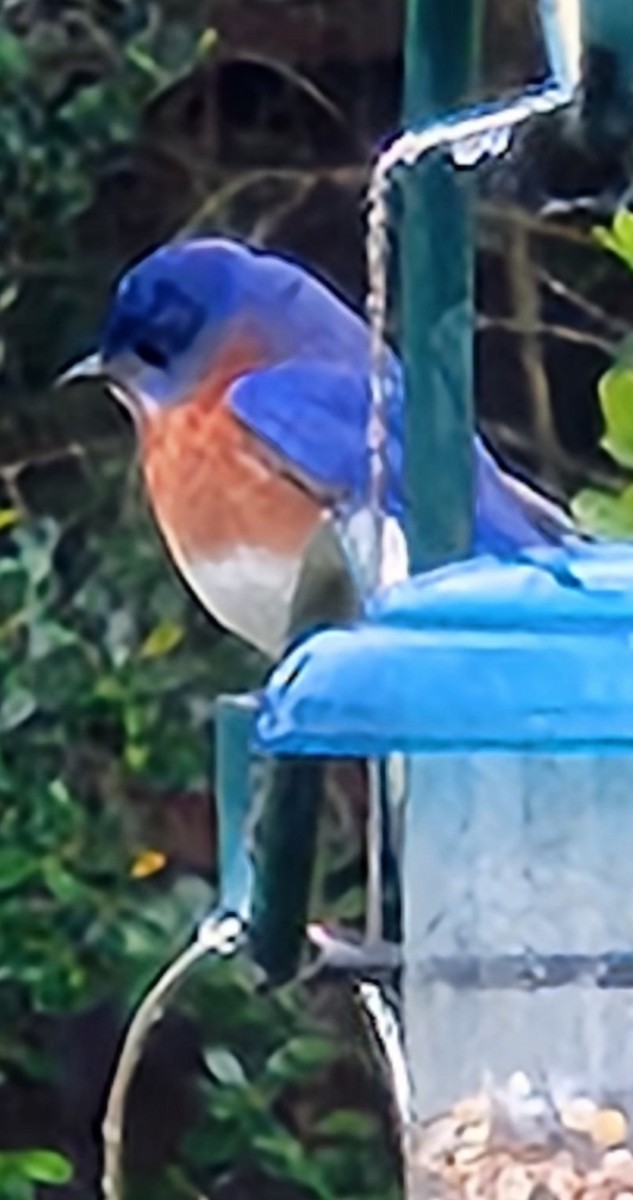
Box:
[101,3,633,1199]
[256,544,633,1199]
[254,0,633,1194]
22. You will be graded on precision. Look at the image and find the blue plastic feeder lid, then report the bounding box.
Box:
[255,544,633,756]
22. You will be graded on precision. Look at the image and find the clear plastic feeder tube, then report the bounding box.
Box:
[403,751,633,1200]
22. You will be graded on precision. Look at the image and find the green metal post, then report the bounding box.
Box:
[400,0,482,571]
[248,524,362,985]
[249,758,323,984]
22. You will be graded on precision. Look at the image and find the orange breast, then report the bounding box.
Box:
[140,353,321,562]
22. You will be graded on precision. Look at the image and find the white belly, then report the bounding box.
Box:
[177,545,303,660]
[168,515,408,660]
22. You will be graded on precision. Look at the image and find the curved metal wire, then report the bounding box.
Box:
[101,913,244,1200]
[365,79,576,593]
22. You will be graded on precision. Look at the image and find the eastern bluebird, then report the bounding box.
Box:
[60,238,576,659]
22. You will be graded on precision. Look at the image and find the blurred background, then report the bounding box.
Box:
[2,1,633,1197]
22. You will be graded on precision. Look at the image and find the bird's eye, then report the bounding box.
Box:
[134,339,168,370]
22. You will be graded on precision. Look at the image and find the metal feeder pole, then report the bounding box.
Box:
[400,0,482,572]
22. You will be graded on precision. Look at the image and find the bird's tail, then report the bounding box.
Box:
[474,435,583,555]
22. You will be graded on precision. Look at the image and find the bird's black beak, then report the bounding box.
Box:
[55,353,140,418]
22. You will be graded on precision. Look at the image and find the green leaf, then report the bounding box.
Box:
[196,28,219,58]
[0,1148,72,1190]
[0,508,19,531]
[0,687,37,732]
[612,207,633,250]
[204,1047,247,1087]
[0,283,18,313]
[42,860,88,903]
[139,621,184,659]
[599,367,633,468]
[0,31,29,79]
[13,1150,73,1185]
[105,609,135,668]
[125,43,165,82]
[253,1133,333,1200]
[315,1110,379,1140]
[15,521,58,587]
[594,209,633,270]
[571,486,633,538]
[264,1036,337,1084]
[124,742,149,771]
[0,849,36,891]
[27,620,77,661]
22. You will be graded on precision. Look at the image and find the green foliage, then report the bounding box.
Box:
[0,4,394,1197]
[572,482,633,537]
[0,488,261,1020]
[0,506,205,1053]
[593,209,633,272]
[168,962,398,1200]
[597,364,633,468]
[0,2,201,247]
[0,1148,72,1200]
[0,485,392,1198]
[0,0,212,406]
[574,213,633,536]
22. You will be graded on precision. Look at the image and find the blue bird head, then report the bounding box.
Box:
[57,239,253,412]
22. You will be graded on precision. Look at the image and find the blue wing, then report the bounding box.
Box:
[228,359,404,518]
[228,359,577,550]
